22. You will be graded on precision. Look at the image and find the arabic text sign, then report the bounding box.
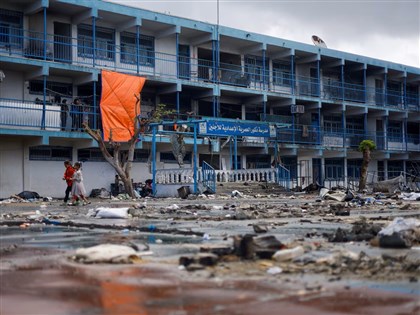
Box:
[199,120,274,137]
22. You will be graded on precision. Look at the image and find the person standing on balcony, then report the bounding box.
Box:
[60,99,71,131]
[62,160,75,206]
[71,98,82,131]
[82,103,90,127]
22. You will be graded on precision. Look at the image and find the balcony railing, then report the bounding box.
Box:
[1,97,418,152]
[1,26,419,110]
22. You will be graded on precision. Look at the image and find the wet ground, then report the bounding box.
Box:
[1,194,419,315]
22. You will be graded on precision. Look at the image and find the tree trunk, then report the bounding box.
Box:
[358,148,371,192]
[82,94,142,199]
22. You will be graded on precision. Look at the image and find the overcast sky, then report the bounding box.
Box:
[107,0,420,68]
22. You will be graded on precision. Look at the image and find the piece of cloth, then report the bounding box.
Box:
[100,70,146,141]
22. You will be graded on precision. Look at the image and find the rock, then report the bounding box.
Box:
[253,224,268,233]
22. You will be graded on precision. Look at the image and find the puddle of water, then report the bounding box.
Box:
[0,225,209,251]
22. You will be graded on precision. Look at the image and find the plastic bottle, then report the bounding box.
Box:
[272,246,305,262]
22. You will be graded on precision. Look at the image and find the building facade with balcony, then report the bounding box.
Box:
[0,0,419,198]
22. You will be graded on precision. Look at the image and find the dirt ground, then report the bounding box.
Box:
[1,191,419,315]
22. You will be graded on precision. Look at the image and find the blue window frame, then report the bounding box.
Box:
[120,32,155,66]
[272,60,291,87]
[245,55,269,82]
[388,121,403,142]
[323,115,343,134]
[325,158,344,180]
[29,80,73,96]
[347,159,362,179]
[388,161,403,179]
[0,9,23,49]
[77,24,115,60]
[29,146,72,161]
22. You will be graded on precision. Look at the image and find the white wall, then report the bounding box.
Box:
[0,139,24,198]
[0,70,24,99]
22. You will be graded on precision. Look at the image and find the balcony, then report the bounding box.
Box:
[1,97,419,151]
[0,26,419,110]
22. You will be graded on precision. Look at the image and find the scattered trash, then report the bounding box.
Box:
[202,233,211,241]
[71,243,153,264]
[166,204,180,211]
[233,234,284,260]
[231,190,244,198]
[177,186,191,199]
[179,253,219,271]
[272,246,305,262]
[267,266,283,275]
[376,217,420,248]
[328,218,382,242]
[399,192,420,201]
[17,191,41,200]
[95,207,130,219]
[372,175,404,193]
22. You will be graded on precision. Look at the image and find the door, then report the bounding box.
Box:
[178,44,190,79]
[310,68,319,97]
[312,158,322,185]
[54,22,72,63]
[375,79,384,106]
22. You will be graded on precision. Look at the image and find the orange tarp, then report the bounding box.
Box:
[100,70,146,141]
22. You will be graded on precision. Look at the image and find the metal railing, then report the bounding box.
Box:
[277,164,291,190]
[1,97,419,151]
[1,26,419,110]
[202,161,216,193]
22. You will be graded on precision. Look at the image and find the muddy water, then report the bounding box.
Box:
[2,254,419,315]
[1,223,419,315]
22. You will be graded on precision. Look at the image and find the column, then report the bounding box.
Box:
[92,16,96,66]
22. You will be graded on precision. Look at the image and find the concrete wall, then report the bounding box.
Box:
[0,70,24,99]
[0,138,24,198]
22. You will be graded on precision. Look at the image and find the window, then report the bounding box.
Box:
[386,81,402,107]
[325,159,344,180]
[388,121,402,142]
[29,146,72,161]
[29,80,73,96]
[133,150,150,162]
[347,159,362,179]
[77,24,115,60]
[160,152,191,164]
[272,61,291,87]
[78,148,109,162]
[346,117,364,134]
[0,9,23,48]
[120,32,155,66]
[407,84,419,107]
[388,161,403,179]
[323,115,343,134]
[245,55,269,82]
[246,154,271,169]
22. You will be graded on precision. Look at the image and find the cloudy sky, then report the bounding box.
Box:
[107,0,420,68]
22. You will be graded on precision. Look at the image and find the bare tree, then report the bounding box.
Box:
[83,94,144,198]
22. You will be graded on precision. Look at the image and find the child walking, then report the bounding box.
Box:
[62,160,75,206]
[69,162,90,206]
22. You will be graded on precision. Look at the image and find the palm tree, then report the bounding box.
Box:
[358,140,376,192]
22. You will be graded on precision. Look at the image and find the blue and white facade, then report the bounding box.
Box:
[0,0,419,198]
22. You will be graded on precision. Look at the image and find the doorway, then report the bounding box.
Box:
[54,22,72,63]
